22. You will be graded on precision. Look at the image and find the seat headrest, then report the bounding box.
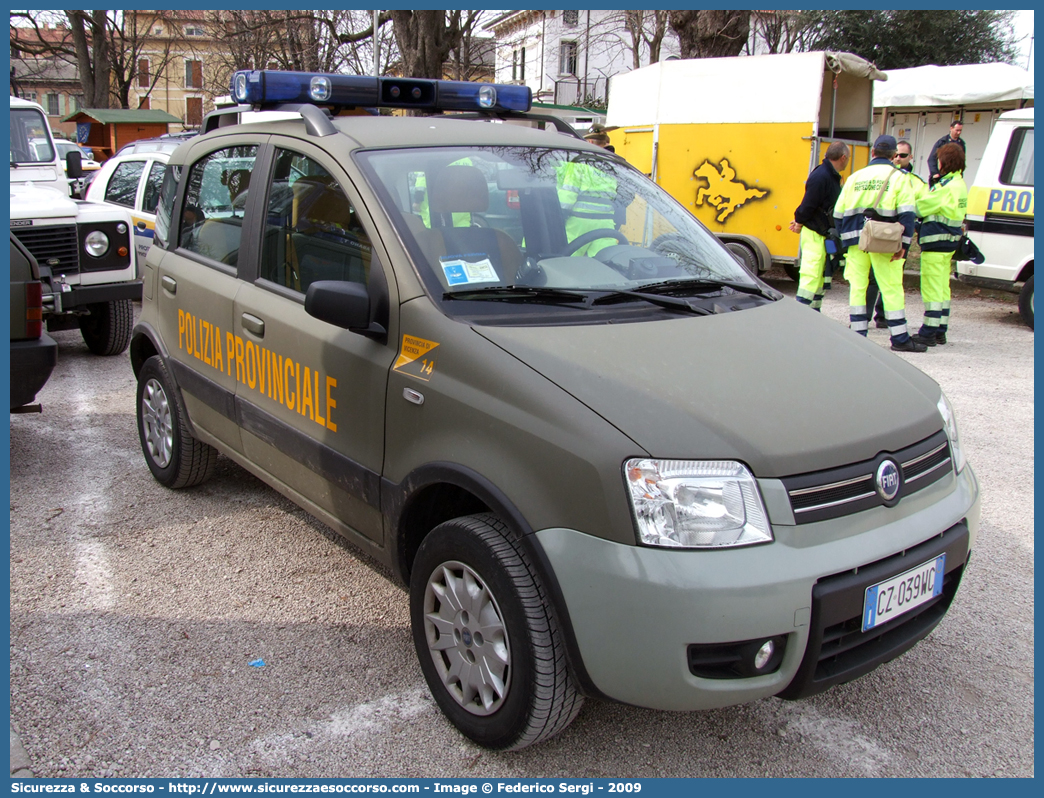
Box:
[429,165,489,214]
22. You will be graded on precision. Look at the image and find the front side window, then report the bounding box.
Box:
[105,160,146,207]
[178,145,258,264]
[261,148,373,293]
[358,145,769,324]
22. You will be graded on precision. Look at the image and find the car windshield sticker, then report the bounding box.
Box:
[440,254,498,286]
[394,334,440,381]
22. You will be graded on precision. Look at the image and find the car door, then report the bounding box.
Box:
[231,139,397,547]
[132,157,167,273]
[100,156,165,275]
[153,137,266,455]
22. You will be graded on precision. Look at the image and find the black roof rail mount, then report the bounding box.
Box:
[201,103,337,138]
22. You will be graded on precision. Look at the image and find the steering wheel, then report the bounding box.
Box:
[559,228,629,256]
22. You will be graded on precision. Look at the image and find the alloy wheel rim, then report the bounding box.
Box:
[423,560,511,716]
[141,378,173,468]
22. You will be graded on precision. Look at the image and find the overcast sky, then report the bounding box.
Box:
[1011,9,1034,71]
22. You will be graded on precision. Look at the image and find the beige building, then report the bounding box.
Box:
[125,10,232,130]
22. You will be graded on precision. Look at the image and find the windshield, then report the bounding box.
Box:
[10,108,55,164]
[357,145,768,319]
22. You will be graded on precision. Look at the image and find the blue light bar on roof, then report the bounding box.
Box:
[230,70,532,114]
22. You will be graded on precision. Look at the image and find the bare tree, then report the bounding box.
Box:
[11,10,187,108]
[748,10,818,55]
[388,10,483,80]
[670,10,752,59]
[624,10,672,68]
[204,11,402,99]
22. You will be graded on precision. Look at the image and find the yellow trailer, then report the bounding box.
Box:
[606,51,886,278]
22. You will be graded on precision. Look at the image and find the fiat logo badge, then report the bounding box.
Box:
[875,459,901,502]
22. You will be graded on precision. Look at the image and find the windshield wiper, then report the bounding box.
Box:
[633,278,780,301]
[443,285,592,305]
[589,289,711,314]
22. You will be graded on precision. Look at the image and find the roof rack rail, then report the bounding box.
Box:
[202,103,336,137]
[443,110,583,139]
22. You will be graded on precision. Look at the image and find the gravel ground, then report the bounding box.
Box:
[8,276,1033,778]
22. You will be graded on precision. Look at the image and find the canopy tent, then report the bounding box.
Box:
[874,62,1034,109]
[873,62,1033,185]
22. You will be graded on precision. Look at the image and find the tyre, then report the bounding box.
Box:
[136,355,217,488]
[80,298,133,355]
[1018,274,1033,330]
[410,514,583,750]
[725,241,759,274]
[783,262,801,282]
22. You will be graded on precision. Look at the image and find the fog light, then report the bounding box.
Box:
[116,222,128,234]
[754,640,775,670]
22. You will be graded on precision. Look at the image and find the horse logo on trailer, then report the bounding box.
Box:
[693,159,768,222]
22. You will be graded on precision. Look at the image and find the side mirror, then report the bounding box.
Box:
[304,281,387,339]
[65,150,83,179]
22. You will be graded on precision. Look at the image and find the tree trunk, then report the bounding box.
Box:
[670,10,751,59]
[389,10,461,79]
[67,9,112,107]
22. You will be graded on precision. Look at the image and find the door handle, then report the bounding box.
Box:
[241,313,265,338]
[161,275,176,294]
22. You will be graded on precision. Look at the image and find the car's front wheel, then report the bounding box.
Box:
[136,355,217,488]
[80,298,133,356]
[410,514,583,750]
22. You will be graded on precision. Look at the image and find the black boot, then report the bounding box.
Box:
[891,338,928,352]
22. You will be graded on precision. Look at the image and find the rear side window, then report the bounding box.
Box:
[154,164,182,250]
[104,161,146,207]
[142,161,166,215]
[1000,127,1034,187]
[178,145,258,265]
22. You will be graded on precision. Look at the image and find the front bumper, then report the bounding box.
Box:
[533,464,979,711]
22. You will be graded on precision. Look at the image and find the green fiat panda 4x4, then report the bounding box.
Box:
[131,70,980,751]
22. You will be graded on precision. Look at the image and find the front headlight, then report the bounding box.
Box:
[937,392,966,473]
[84,230,110,258]
[624,459,773,548]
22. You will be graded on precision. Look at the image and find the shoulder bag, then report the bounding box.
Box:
[858,169,904,254]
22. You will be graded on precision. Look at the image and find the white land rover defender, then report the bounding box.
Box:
[10,95,141,355]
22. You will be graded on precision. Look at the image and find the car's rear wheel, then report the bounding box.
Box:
[80,298,132,356]
[1018,274,1033,329]
[410,514,583,750]
[137,355,217,488]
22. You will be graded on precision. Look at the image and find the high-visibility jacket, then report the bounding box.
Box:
[900,167,929,204]
[916,171,968,252]
[557,160,617,255]
[833,159,918,250]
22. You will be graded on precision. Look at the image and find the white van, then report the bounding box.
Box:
[957,107,1034,328]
